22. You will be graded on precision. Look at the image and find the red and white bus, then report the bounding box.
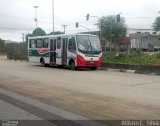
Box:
[28,33,102,70]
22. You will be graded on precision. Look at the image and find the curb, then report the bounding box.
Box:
[100,67,136,73]
[100,67,159,75]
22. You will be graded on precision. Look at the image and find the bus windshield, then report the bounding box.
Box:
[76,35,101,54]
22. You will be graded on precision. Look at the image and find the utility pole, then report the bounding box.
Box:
[22,33,25,43]
[52,0,54,34]
[33,6,39,29]
[61,25,67,34]
[157,11,160,52]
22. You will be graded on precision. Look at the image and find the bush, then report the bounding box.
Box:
[103,51,160,66]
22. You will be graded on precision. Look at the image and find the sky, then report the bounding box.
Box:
[0,0,160,42]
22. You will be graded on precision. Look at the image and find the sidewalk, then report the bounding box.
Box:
[0,88,105,126]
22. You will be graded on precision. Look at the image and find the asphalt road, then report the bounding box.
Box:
[0,60,160,120]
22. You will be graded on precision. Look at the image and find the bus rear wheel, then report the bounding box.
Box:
[40,58,46,67]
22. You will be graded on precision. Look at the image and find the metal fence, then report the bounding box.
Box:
[6,42,28,60]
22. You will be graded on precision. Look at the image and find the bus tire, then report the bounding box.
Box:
[90,67,97,70]
[40,58,46,67]
[70,61,76,70]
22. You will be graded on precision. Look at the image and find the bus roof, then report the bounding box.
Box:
[28,33,98,39]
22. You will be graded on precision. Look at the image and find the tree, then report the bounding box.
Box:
[49,31,64,35]
[25,33,32,42]
[0,39,6,54]
[153,16,160,31]
[32,27,46,37]
[98,15,127,51]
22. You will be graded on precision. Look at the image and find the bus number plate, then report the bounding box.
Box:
[90,62,94,64]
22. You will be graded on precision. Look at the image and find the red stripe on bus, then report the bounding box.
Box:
[38,49,49,54]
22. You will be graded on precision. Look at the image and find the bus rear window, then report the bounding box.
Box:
[36,39,43,48]
[30,39,36,48]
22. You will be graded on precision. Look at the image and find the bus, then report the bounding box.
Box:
[28,33,102,70]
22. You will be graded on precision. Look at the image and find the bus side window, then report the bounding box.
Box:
[68,37,76,53]
[36,39,43,48]
[43,38,49,48]
[30,39,36,48]
[57,37,61,49]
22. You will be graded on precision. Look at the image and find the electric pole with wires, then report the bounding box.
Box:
[61,25,67,34]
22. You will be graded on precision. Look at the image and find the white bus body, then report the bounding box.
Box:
[28,34,102,70]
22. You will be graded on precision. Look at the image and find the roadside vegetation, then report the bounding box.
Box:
[0,39,6,55]
[6,42,28,60]
[103,50,160,66]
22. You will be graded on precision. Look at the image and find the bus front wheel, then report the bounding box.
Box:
[40,58,46,67]
[70,61,76,70]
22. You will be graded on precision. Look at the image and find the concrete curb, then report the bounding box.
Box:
[102,63,160,75]
[99,67,135,73]
[99,67,159,75]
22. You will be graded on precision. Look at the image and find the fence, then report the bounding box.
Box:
[6,42,28,60]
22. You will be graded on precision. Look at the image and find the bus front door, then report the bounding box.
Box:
[62,38,68,65]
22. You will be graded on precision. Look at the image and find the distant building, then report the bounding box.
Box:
[79,29,160,52]
[127,28,156,36]
[4,40,17,45]
[130,33,160,51]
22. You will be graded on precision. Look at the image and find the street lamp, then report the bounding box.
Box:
[33,6,39,28]
[157,11,160,52]
[52,0,54,35]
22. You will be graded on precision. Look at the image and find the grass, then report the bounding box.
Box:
[103,50,160,66]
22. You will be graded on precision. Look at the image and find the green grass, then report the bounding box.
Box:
[103,51,160,66]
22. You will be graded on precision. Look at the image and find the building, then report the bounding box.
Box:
[130,33,160,51]
[79,29,160,52]
[126,28,156,36]
[4,40,17,44]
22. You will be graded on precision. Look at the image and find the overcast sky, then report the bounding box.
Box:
[0,0,160,42]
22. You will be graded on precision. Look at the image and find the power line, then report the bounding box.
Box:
[0,26,34,31]
[61,25,67,34]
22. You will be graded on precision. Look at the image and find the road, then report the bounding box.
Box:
[0,60,160,120]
